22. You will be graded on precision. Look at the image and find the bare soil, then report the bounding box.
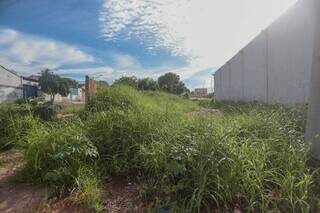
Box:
[0,150,47,213]
[187,108,223,118]
[0,151,145,213]
[101,179,145,213]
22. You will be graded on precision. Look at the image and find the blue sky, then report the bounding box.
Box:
[0,0,296,90]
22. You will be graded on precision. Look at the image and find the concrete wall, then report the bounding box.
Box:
[214,0,314,104]
[0,65,23,103]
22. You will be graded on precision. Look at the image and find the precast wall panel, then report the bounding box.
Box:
[267,0,314,104]
[220,64,231,100]
[0,66,23,103]
[214,0,314,105]
[214,69,221,100]
[243,33,268,102]
[229,53,244,100]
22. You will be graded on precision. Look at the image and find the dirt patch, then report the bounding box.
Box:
[0,150,47,213]
[101,179,145,213]
[42,198,91,213]
[187,108,223,118]
[0,151,145,213]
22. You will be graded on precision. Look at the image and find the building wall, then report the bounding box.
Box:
[214,0,314,104]
[243,33,268,102]
[0,66,23,103]
[214,69,221,100]
[229,53,244,101]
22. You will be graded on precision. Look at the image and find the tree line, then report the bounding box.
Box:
[38,69,190,102]
[114,72,190,95]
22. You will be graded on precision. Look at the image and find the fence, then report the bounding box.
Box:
[214,0,314,105]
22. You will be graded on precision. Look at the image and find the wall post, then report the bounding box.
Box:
[306,0,320,159]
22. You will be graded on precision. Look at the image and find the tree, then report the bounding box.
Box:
[39,69,72,102]
[138,78,159,91]
[97,80,109,87]
[158,72,188,94]
[62,78,78,88]
[114,76,138,88]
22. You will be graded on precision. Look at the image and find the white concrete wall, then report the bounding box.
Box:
[243,33,268,102]
[214,0,314,105]
[214,69,222,100]
[0,66,21,87]
[229,53,244,101]
[0,66,23,103]
[220,64,230,100]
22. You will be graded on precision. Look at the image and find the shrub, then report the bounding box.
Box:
[88,107,176,175]
[71,166,103,212]
[87,85,138,112]
[139,113,312,212]
[3,85,315,212]
[87,87,313,212]
[0,103,35,150]
[33,102,61,121]
[24,120,98,195]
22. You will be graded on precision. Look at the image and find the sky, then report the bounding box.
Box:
[0,0,297,90]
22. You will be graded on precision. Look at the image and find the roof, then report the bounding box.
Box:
[0,64,20,77]
[22,76,39,83]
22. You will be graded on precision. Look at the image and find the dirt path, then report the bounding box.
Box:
[187,108,223,118]
[101,179,145,213]
[0,150,47,213]
[0,151,145,213]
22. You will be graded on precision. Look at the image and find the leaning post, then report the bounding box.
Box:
[85,75,90,108]
[306,0,320,159]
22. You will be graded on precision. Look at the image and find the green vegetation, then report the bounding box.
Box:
[0,85,318,212]
[113,72,189,95]
[113,76,138,88]
[138,78,159,91]
[39,69,77,102]
[158,72,189,94]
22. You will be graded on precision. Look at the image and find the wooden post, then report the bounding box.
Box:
[306,0,320,159]
[85,75,97,109]
[85,75,90,107]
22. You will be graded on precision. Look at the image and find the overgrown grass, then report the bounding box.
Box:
[71,166,103,212]
[86,85,316,212]
[0,85,318,212]
[0,103,37,150]
[23,119,98,195]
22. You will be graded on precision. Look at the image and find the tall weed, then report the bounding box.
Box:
[24,119,98,195]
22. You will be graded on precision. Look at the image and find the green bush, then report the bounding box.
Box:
[88,107,176,175]
[24,120,98,195]
[86,86,314,212]
[33,102,61,121]
[87,85,138,112]
[72,166,103,212]
[1,85,316,212]
[0,103,36,150]
[138,113,312,212]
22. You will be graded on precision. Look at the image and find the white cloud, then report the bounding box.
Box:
[112,53,140,69]
[100,0,298,69]
[56,66,115,81]
[0,28,95,75]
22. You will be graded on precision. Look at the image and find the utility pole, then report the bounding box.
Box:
[306,0,320,159]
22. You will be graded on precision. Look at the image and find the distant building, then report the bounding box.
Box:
[28,75,40,81]
[0,65,39,103]
[194,88,208,97]
[68,87,85,102]
[53,87,85,103]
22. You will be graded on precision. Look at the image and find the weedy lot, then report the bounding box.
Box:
[0,85,319,212]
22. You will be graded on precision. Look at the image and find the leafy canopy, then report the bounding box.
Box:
[39,69,75,101]
[158,72,188,94]
[138,78,159,91]
[114,76,138,88]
